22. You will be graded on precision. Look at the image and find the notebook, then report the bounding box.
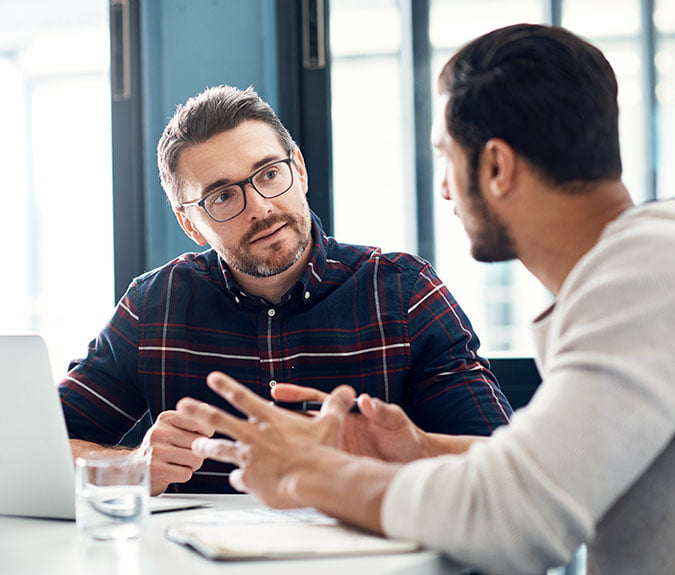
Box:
[166,507,420,560]
[0,334,207,520]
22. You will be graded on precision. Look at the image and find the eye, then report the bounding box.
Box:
[259,166,280,182]
[209,188,238,205]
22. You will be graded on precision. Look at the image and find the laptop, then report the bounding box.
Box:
[0,334,207,520]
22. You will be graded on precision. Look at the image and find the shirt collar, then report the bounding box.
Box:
[217,210,328,306]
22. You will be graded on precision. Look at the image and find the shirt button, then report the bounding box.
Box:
[304,291,310,300]
[267,308,276,317]
[269,380,277,388]
[234,296,240,304]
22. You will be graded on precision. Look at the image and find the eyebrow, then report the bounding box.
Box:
[201,154,285,196]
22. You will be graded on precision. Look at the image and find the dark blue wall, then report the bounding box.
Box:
[140,0,279,268]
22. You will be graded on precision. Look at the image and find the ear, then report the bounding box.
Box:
[290,147,309,195]
[482,138,517,200]
[174,208,209,246]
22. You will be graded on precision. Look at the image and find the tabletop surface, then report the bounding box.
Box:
[0,494,462,575]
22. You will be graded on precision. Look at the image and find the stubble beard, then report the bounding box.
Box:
[466,168,518,263]
[225,210,312,278]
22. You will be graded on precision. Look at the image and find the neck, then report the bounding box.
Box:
[229,237,314,304]
[514,180,634,295]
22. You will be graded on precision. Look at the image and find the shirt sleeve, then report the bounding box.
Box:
[405,264,512,435]
[381,218,675,573]
[58,281,148,445]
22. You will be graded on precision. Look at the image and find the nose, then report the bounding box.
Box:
[439,174,452,201]
[243,182,274,219]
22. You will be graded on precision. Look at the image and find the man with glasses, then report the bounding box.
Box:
[59,85,511,495]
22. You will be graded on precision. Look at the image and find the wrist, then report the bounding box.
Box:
[412,428,435,459]
[282,445,336,507]
[285,447,402,533]
[423,433,484,457]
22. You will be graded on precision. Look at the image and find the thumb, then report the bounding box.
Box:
[321,385,356,417]
[358,394,409,430]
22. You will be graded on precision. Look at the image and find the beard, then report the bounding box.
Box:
[223,209,312,278]
[465,166,518,263]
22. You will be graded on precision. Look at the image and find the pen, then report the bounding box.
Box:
[273,399,361,414]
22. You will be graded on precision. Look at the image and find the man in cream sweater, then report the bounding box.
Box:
[176,24,675,574]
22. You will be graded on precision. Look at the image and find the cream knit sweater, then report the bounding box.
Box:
[382,200,675,574]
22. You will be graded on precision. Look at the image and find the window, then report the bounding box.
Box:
[656,0,675,199]
[330,0,416,253]
[0,1,113,378]
[329,0,666,358]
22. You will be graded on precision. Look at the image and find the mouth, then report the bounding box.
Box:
[249,222,288,244]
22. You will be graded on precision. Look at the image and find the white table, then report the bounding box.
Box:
[0,494,462,575]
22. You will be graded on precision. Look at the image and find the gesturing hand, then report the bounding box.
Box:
[176,372,356,508]
[272,383,429,462]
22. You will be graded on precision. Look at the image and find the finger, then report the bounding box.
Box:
[357,394,408,429]
[158,410,216,438]
[143,434,205,470]
[206,371,274,419]
[357,394,376,417]
[228,468,249,493]
[321,385,356,417]
[271,383,328,402]
[169,430,211,450]
[142,418,207,453]
[192,437,240,463]
[176,396,252,442]
[148,460,196,494]
[160,445,202,469]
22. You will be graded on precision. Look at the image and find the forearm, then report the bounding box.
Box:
[407,269,511,435]
[287,447,403,533]
[69,439,134,461]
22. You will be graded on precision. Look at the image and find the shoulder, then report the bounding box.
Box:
[567,200,675,290]
[554,200,675,349]
[130,249,222,292]
[326,236,431,276]
[543,200,675,423]
[599,199,675,250]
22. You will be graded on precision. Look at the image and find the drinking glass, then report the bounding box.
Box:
[75,455,149,541]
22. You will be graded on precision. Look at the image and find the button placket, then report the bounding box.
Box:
[262,307,280,395]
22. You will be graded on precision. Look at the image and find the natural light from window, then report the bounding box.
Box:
[0,0,114,379]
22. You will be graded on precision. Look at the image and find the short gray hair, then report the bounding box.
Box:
[157,85,296,204]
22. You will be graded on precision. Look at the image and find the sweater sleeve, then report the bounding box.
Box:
[381,207,675,573]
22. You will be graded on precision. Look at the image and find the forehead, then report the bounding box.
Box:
[200,120,284,160]
[431,94,451,152]
[177,120,285,182]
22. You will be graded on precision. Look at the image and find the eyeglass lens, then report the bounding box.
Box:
[204,159,293,221]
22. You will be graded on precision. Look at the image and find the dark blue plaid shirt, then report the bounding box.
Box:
[59,213,512,492]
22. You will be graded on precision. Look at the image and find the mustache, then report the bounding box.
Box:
[241,214,296,244]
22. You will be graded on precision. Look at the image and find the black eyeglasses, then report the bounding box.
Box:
[178,156,294,223]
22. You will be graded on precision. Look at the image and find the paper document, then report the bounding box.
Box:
[165,507,419,560]
[185,506,337,525]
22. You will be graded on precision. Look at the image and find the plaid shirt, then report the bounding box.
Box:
[59,213,511,492]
